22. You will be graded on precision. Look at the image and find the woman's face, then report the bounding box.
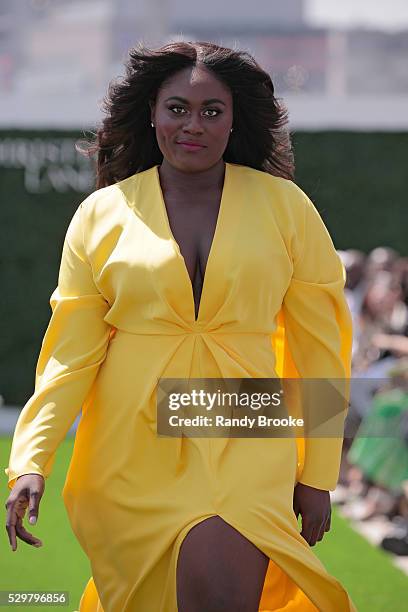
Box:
[365,279,401,317]
[150,65,233,173]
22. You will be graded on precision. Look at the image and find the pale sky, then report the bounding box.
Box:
[306,0,408,31]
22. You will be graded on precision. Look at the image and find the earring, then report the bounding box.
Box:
[151,121,154,127]
[230,128,233,133]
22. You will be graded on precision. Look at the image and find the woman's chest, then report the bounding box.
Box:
[90,189,294,323]
[162,190,222,289]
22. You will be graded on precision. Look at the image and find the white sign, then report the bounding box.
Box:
[0,137,95,193]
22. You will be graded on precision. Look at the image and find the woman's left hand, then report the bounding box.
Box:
[293,482,331,546]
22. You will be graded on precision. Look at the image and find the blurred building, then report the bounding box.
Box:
[1,0,113,95]
[0,0,407,129]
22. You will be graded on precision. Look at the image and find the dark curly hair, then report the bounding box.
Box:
[79,40,295,188]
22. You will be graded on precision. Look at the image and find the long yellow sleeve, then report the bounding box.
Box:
[4,199,112,490]
[273,195,353,491]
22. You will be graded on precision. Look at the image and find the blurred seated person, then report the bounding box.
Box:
[346,267,407,451]
[373,257,408,360]
[338,249,367,361]
[344,360,408,521]
[352,269,406,374]
[381,474,408,556]
[364,246,399,281]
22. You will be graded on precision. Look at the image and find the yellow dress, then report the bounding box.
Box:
[5,162,356,612]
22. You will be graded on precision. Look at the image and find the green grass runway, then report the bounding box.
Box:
[1,436,407,611]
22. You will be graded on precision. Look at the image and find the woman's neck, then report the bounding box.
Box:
[158,158,225,196]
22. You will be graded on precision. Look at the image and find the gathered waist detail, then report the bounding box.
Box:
[110,325,274,337]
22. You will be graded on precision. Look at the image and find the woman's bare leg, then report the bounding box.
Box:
[176,515,269,612]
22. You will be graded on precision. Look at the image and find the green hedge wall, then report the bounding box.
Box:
[1,129,406,405]
[293,131,407,255]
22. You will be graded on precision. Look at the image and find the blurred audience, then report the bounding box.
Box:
[334,247,408,557]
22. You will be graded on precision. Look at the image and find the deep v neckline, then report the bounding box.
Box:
[154,162,230,324]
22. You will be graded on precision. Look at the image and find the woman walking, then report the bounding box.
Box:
[5,41,355,611]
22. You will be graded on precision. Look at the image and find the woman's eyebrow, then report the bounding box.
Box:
[164,96,226,106]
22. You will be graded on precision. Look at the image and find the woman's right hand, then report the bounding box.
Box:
[5,474,45,551]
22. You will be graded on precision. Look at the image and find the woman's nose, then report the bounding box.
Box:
[182,114,204,133]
